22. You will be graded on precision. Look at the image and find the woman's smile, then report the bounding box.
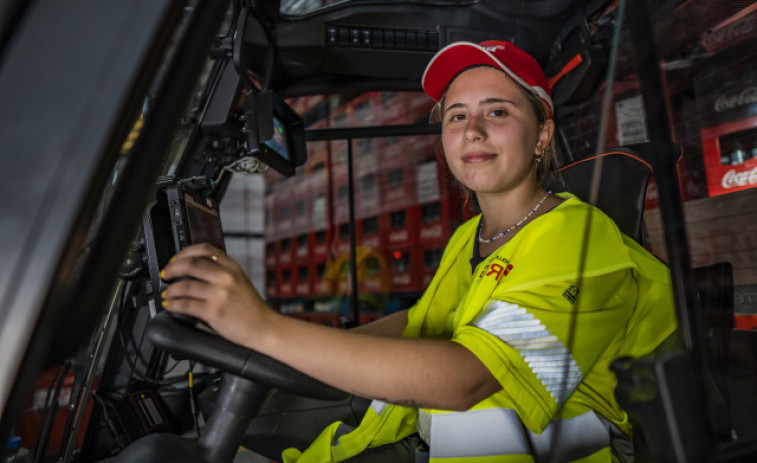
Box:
[462,151,497,163]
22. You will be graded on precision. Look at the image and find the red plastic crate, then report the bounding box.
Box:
[263,195,277,239]
[278,237,294,265]
[292,179,311,236]
[332,181,350,225]
[265,268,278,299]
[358,247,392,295]
[380,205,420,248]
[264,240,277,267]
[330,139,349,183]
[332,221,352,258]
[301,95,327,116]
[329,98,350,128]
[310,186,329,233]
[356,171,382,220]
[378,133,405,164]
[380,156,418,213]
[372,91,406,124]
[348,92,378,126]
[402,92,436,124]
[311,229,332,259]
[355,137,380,177]
[311,258,333,296]
[278,266,295,299]
[294,265,312,297]
[419,198,463,243]
[420,239,448,288]
[385,244,422,293]
[293,233,311,265]
[275,195,294,239]
[358,216,383,251]
[735,314,757,330]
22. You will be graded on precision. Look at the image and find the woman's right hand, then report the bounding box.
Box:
[160,243,272,350]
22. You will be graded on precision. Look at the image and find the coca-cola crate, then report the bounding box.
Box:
[357,247,391,296]
[355,137,380,177]
[329,97,350,128]
[264,241,277,267]
[385,245,422,293]
[278,237,294,265]
[348,92,378,126]
[292,180,311,236]
[333,180,350,225]
[275,195,294,239]
[305,118,329,168]
[380,156,418,212]
[380,205,420,248]
[263,195,277,239]
[330,139,349,182]
[301,95,328,115]
[332,221,352,258]
[311,258,333,296]
[701,115,757,198]
[311,229,332,259]
[418,198,463,244]
[735,314,757,330]
[311,187,329,233]
[420,239,447,288]
[265,269,278,300]
[405,134,439,164]
[415,157,451,205]
[293,233,311,265]
[278,266,295,299]
[306,140,329,172]
[372,91,405,124]
[379,133,405,163]
[402,91,436,125]
[358,216,383,251]
[285,97,302,114]
[294,265,313,297]
[356,171,382,220]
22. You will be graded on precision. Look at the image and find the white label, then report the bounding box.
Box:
[417,161,440,203]
[615,95,649,145]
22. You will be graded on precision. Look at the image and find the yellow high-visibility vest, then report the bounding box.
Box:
[283,193,677,463]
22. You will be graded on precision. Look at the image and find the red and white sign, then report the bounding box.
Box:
[701,115,757,197]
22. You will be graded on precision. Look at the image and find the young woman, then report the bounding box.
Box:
[161,40,677,462]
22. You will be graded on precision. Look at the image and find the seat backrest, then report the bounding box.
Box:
[553,148,653,245]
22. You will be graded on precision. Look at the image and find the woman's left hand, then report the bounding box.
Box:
[160,243,271,349]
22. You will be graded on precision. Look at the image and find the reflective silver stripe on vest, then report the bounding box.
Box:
[528,411,610,462]
[370,399,387,415]
[429,408,529,458]
[473,300,583,401]
[428,408,610,461]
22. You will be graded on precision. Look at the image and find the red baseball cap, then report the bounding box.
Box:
[421,40,554,118]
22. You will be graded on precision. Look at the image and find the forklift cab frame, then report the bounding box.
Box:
[1,0,756,462]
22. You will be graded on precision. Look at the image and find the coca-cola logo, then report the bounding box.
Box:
[714,87,757,112]
[721,166,757,189]
[701,13,757,49]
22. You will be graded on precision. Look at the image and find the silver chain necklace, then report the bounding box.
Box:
[478,191,552,244]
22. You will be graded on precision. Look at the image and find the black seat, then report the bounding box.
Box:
[553,148,653,245]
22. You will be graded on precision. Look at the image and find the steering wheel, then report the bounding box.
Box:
[146,311,348,401]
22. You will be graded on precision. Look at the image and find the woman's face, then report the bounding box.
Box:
[440,66,553,197]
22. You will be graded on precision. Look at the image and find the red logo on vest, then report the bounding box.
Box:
[479,262,514,281]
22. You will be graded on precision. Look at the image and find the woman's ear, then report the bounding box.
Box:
[535,119,555,155]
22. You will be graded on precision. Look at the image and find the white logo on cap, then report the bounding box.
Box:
[482,45,506,53]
